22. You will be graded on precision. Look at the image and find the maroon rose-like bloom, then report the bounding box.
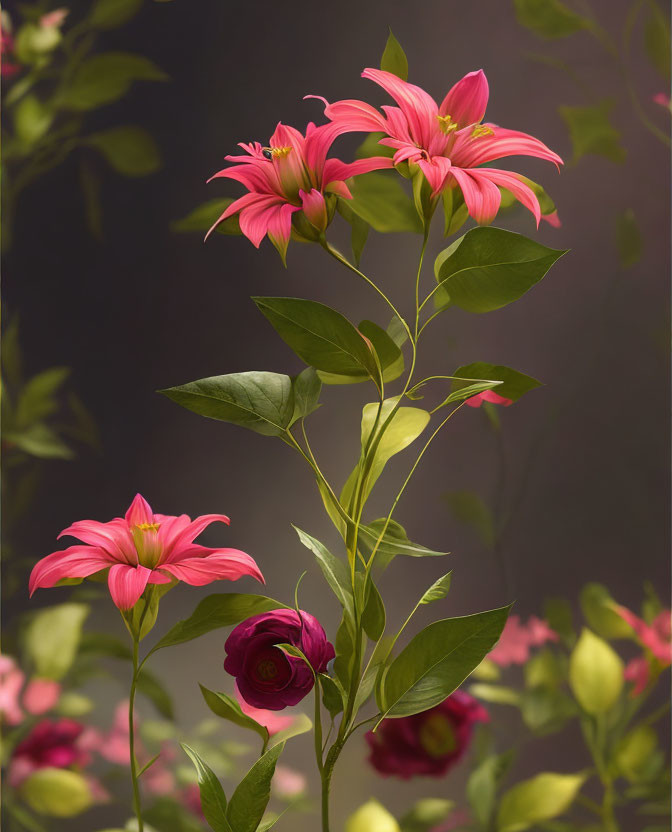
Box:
[366,691,489,779]
[224,609,334,710]
[10,719,89,786]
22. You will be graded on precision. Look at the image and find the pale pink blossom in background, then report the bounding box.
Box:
[466,390,513,408]
[23,678,61,715]
[653,92,671,110]
[0,655,25,725]
[143,745,177,796]
[39,8,68,28]
[235,684,295,734]
[617,606,671,695]
[488,615,558,667]
[624,656,651,696]
[272,765,307,799]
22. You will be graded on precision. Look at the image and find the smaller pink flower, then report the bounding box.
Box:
[235,684,295,734]
[23,678,61,715]
[272,765,307,799]
[10,719,90,787]
[488,615,558,667]
[39,8,68,28]
[615,606,672,665]
[0,655,25,725]
[624,656,651,696]
[465,390,513,408]
[653,93,671,110]
[143,747,177,796]
[0,24,19,78]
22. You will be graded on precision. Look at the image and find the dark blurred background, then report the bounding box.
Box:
[2,0,670,828]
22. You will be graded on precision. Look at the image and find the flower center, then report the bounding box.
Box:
[256,658,279,680]
[436,114,458,135]
[418,713,457,758]
[263,146,292,160]
[248,646,292,689]
[471,124,495,139]
[132,522,162,569]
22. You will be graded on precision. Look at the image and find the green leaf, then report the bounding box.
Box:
[524,649,566,689]
[320,674,344,717]
[355,132,396,161]
[14,94,53,145]
[346,172,423,234]
[434,227,566,313]
[451,363,542,402]
[645,3,671,79]
[359,518,448,564]
[467,752,515,827]
[341,398,430,506]
[544,597,576,645]
[438,378,502,406]
[266,712,311,749]
[513,0,590,38]
[15,367,70,428]
[442,187,469,237]
[226,743,284,832]
[615,209,642,268]
[160,371,295,437]
[136,669,173,719]
[88,0,143,28]
[615,724,659,782]
[380,28,408,80]
[346,800,401,832]
[181,744,231,832]
[569,629,624,714]
[293,527,353,614]
[444,490,495,548]
[254,297,380,386]
[5,423,73,459]
[362,579,386,641]
[85,126,160,177]
[580,583,632,639]
[469,683,522,706]
[419,572,452,605]
[333,612,360,692]
[377,605,511,718]
[14,23,61,63]
[171,198,241,235]
[20,768,93,817]
[25,603,89,680]
[520,686,577,734]
[559,101,626,164]
[318,319,404,385]
[61,53,167,110]
[199,685,269,747]
[497,772,585,832]
[290,367,321,423]
[400,799,455,832]
[148,594,287,656]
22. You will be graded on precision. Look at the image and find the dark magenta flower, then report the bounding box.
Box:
[365,691,488,779]
[224,609,334,710]
[10,719,89,787]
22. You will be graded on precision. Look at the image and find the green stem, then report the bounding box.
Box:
[129,634,144,832]
[313,682,324,775]
[320,740,344,832]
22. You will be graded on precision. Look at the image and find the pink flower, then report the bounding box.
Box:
[653,93,671,111]
[488,615,558,667]
[311,68,562,225]
[235,684,295,734]
[39,8,68,28]
[23,678,61,715]
[29,493,263,610]
[272,765,307,799]
[465,390,513,408]
[10,719,90,787]
[0,655,26,725]
[182,783,205,819]
[1,24,19,78]
[624,656,651,696]
[616,607,672,665]
[366,691,488,779]
[207,121,393,260]
[224,609,334,710]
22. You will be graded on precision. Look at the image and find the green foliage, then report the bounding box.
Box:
[513,0,590,38]
[20,768,93,817]
[580,583,632,639]
[346,800,401,832]
[615,209,643,268]
[451,363,542,402]
[61,53,167,110]
[544,597,576,645]
[226,743,284,832]
[24,603,89,680]
[359,518,448,564]
[86,126,161,176]
[265,712,312,749]
[434,227,566,313]
[520,686,577,734]
[88,0,143,29]
[400,799,455,832]
[317,319,403,385]
[362,579,386,641]
[380,28,408,80]
[148,594,287,655]
[290,367,322,422]
[13,94,53,145]
[293,527,353,614]
[614,724,659,782]
[418,572,452,605]
[377,606,511,718]
[444,490,495,548]
[559,101,626,164]
[181,745,231,832]
[161,371,295,436]
[497,772,585,831]
[442,187,469,237]
[467,751,515,827]
[337,199,371,265]
[644,2,671,80]
[346,172,423,233]
[171,199,241,235]
[569,629,624,714]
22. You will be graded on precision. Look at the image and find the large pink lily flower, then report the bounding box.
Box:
[207,121,393,259]
[29,494,263,610]
[311,69,562,226]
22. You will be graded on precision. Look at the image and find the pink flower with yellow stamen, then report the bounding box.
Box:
[206,121,393,260]
[29,494,263,610]
[310,68,562,226]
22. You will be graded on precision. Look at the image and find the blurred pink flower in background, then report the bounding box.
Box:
[617,606,671,695]
[10,719,90,787]
[488,615,558,667]
[466,390,512,408]
[312,68,562,224]
[39,8,68,28]
[23,678,61,715]
[0,20,19,78]
[272,765,307,799]
[235,684,295,734]
[0,655,26,725]
[29,493,263,610]
[653,93,671,110]
[182,783,205,819]
[207,121,392,260]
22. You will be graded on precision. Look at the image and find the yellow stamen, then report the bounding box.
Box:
[135,522,160,533]
[436,114,458,135]
[263,146,292,159]
[471,124,495,139]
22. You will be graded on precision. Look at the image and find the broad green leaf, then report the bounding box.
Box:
[5,423,73,459]
[467,752,514,827]
[580,583,632,639]
[148,594,287,656]
[645,3,671,80]
[199,685,269,747]
[266,712,311,749]
[362,579,386,641]
[61,53,167,110]
[14,94,53,145]
[342,398,430,506]
[359,518,448,564]
[377,605,510,718]
[290,367,321,423]
[57,692,94,717]
[171,198,241,235]
[442,187,469,237]
[88,0,143,28]
[514,0,590,38]
[15,367,70,428]
[451,363,542,403]
[569,629,624,714]
[14,23,61,63]
[320,674,344,717]
[346,800,401,832]
[136,669,173,719]
[524,649,566,689]
[160,371,295,436]
[86,127,160,177]
[25,603,89,680]
[469,683,522,705]
[559,101,626,164]
[520,686,577,734]
[20,768,93,817]
[497,772,585,832]
[354,132,396,161]
[144,798,205,832]
[181,744,231,832]
[400,799,454,832]
[380,28,408,80]
[254,297,379,385]
[438,379,502,406]
[293,526,353,614]
[434,227,566,313]
[346,172,423,233]
[419,572,452,605]
[318,320,404,385]
[615,209,642,268]
[226,743,284,832]
[444,490,495,548]
[333,611,360,692]
[614,724,659,782]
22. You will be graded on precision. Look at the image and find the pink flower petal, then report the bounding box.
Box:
[107,564,152,610]
[449,167,501,225]
[125,494,154,526]
[23,679,61,715]
[361,68,439,149]
[300,188,328,231]
[472,168,541,226]
[158,549,264,586]
[58,518,136,564]
[29,546,115,596]
[160,513,231,561]
[439,69,489,128]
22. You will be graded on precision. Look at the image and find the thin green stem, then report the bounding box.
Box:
[313,682,324,775]
[129,635,144,832]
